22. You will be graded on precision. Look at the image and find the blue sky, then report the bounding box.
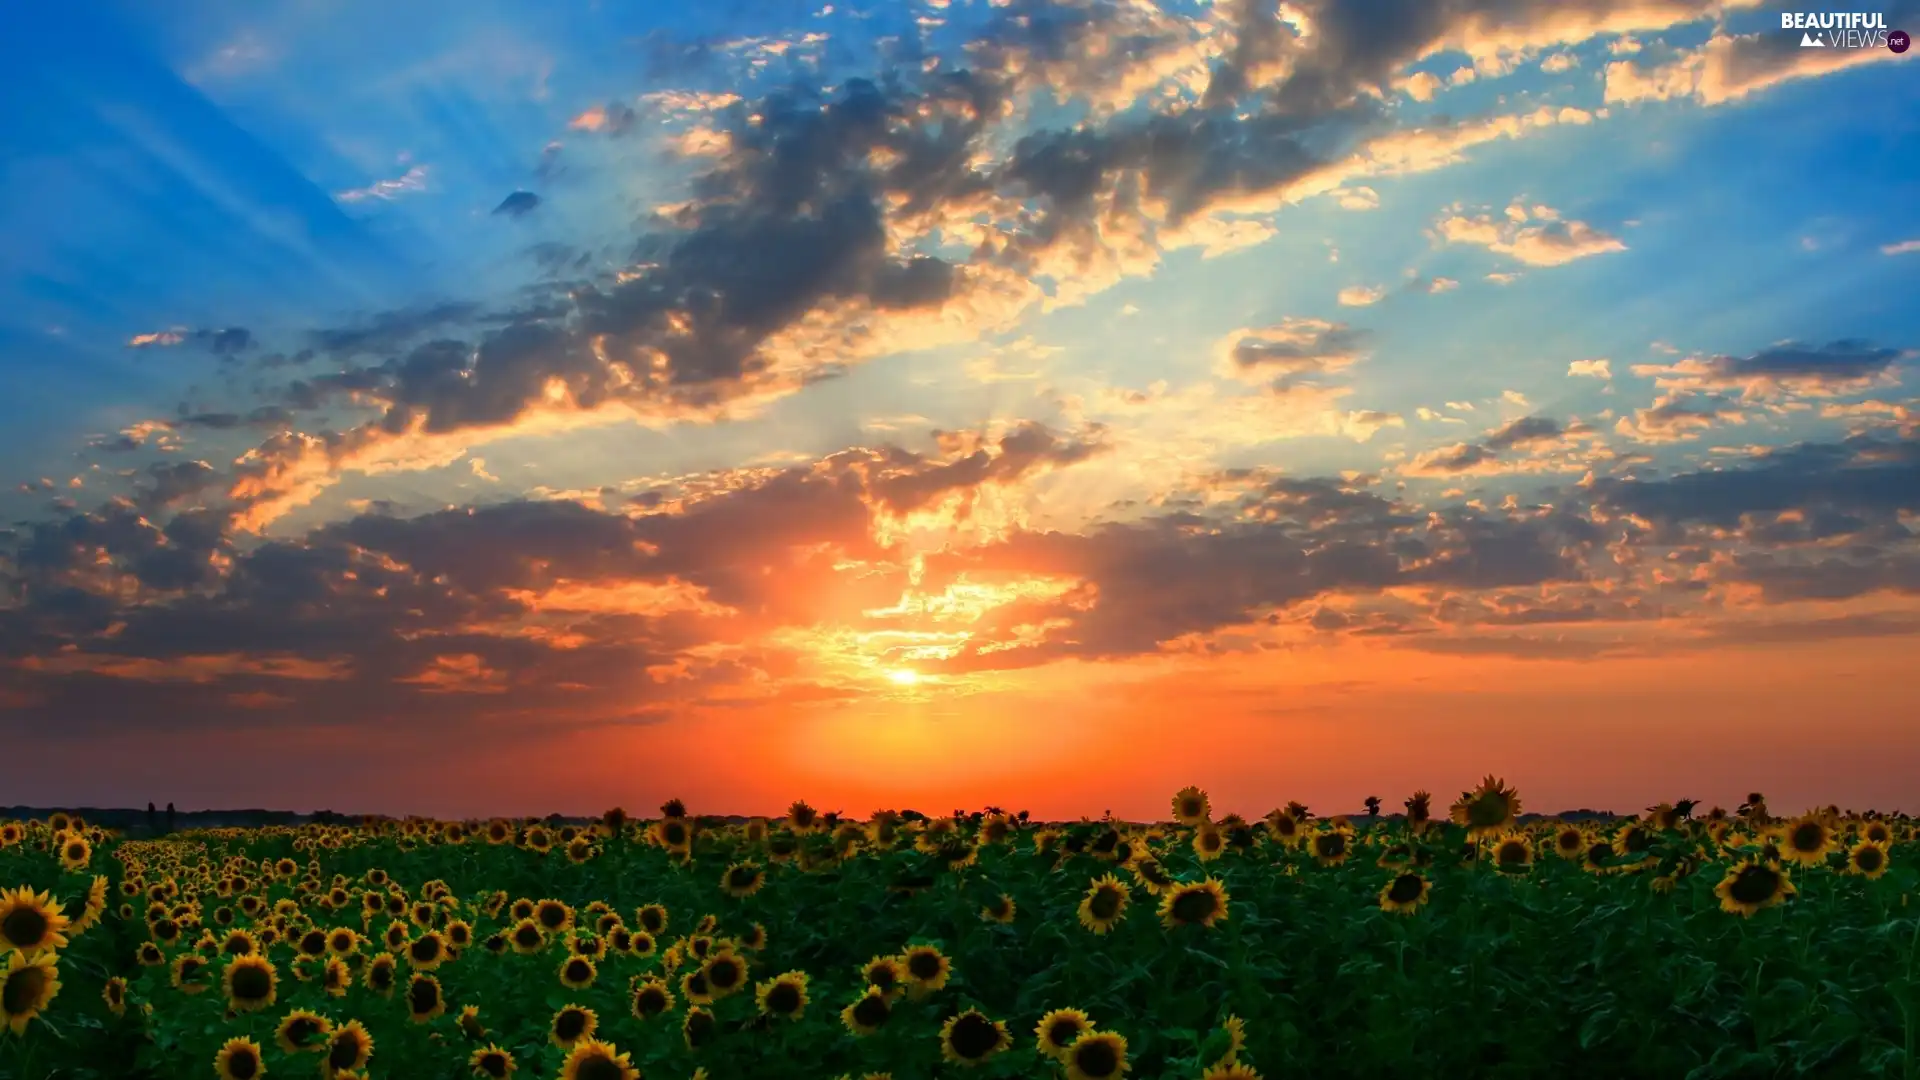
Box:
[3,0,1918,816]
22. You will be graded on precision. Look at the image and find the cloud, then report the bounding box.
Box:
[1337,284,1387,307]
[1403,414,1597,476]
[568,102,638,135]
[1604,20,1912,107]
[1613,391,1746,442]
[336,165,430,204]
[1632,340,1907,399]
[1435,203,1627,267]
[1882,240,1920,257]
[1215,319,1371,382]
[1568,358,1613,379]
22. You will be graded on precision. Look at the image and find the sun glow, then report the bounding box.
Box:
[886,668,922,686]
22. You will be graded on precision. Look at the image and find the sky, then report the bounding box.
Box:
[2,0,1918,822]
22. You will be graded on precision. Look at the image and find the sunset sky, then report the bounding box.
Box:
[2,0,1917,822]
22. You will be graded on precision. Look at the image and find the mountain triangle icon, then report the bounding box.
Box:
[1800,31,1824,46]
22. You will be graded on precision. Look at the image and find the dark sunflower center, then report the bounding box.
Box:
[1181,799,1203,817]
[226,1048,260,1079]
[1073,1038,1120,1076]
[1728,866,1781,904]
[1622,829,1651,854]
[1559,832,1582,850]
[327,1035,363,1069]
[767,982,801,1013]
[1089,890,1122,920]
[1316,834,1347,857]
[4,967,48,1013]
[1587,843,1615,863]
[685,1010,715,1046]
[408,979,439,1013]
[566,960,592,982]
[1859,848,1886,871]
[637,988,667,1015]
[555,1010,587,1040]
[411,938,440,962]
[1790,824,1823,851]
[1047,1019,1084,1048]
[573,1053,623,1080]
[950,1014,1002,1058]
[371,964,394,990]
[869,965,897,988]
[285,1017,319,1045]
[1387,874,1425,903]
[480,1052,510,1078]
[2,907,49,947]
[1497,842,1529,865]
[708,961,741,989]
[909,952,942,978]
[539,906,567,929]
[729,868,758,888]
[665,823,688,845]
[302,932,326,955]
[852,994,890,1027]
[1171,889,1219,923]
[515,925,542,947]
[230,965,272,1001]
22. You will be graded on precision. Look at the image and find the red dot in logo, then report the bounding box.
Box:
[1891,29,1912,53]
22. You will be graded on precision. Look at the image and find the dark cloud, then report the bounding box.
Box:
[1483,415,1563,450]
[1592,433,1920,529]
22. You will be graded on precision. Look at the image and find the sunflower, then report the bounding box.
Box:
[102,975,127,1016]
[1309,828,1351,868]
[1450,776,1521,837]
[1380,872,1432,914]
[222,954,277,1012]
[1078,875,1131,935]
[634,904,668,936]
[1848,841,1892,880]
[405,973,445,1023]
[0,887,71,954]
[683,1005,717,1050]
[1192,827,1227,862]
[325,1020,375,1074]
[364,952,398,996]
[470,1044,518,1078]
[558,1037,640,1080]
[212,1036,264,1080]
[631,976,675,1019]
[170,952,211,995]
[560,955,598,989]
[1863,820,1895,846]
[1215,1014,1247,1065]
[550,1004,598,1049]
[900,944,952,994]
[1065,1031,1129,1080]
[756,971,809,1019]
[941,1008,1011,1066]
[1714,858,1797,916]
[1491,833,1535,873]
[703,952,749,999]
[275,1008,333,1054]
[720,862,766,899]
[741,922,768,951]
[862,955,904,996]
[535,899,575,933]
[1551,825,1586,859]
[1036,1008,1095,1058]
[680,967,714,1006]
[1581,839,1618,875]
[135,941,164,967]
[1172,786,1212,826]
[1777,815,1835,866]
[321,957,351,997]
[980,893,1017,924]
[842,986,893,1035]
[1160,879,1230,929]
[1,950,60,1034]
[59,835,92,871]
[1201,1066,1265,1080]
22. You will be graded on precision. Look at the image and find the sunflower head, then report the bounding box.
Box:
[1077,875,1131,935]
[1714,858,1797,917]
[1380,872,1432,914]
[0,887,71,954]
[213,1036,264,1080]
[683,1005,717,1050]
[559,1037,639,1080]
[222,954,277,1012]
[470,1044,518,1078]
[1160,878,1230,929]
[1035,1008,1094,1058]
[941,1008,1011,1066]
[325,1020,375,1074]
[631,976,675,1019]
[756,971,810,1019]
[550,1004,598,1048]
[1172,786,1212,826]
[1,950,61,1035]
[841,986,892,1035]
[1450,775,1522,836]
[1065,1030,1129,1080]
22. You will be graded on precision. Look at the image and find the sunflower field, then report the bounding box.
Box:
[5,780,1920,1079]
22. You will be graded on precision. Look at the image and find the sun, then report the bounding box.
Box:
[886,668,921,686]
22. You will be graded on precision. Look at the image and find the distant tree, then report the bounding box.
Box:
[165,802,176,832]
[1364,796,1382,818]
